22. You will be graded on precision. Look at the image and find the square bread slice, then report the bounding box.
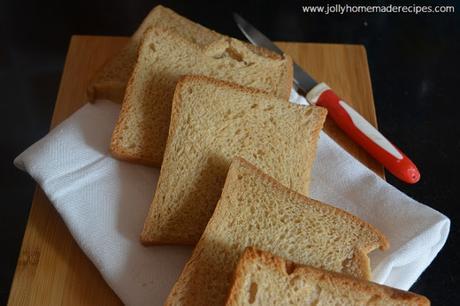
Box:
[164,157,389,306]
[87,5,222,103]
[140,76,327,244]
[110,26,293,167]
[87,5,281,103]
[226,247,429,306]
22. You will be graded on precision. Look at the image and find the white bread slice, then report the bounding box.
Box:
[164,158,389,306]
[110,27,293,166]
[226,247,429,306]
[87,5,222,103]
[140,76,326,245]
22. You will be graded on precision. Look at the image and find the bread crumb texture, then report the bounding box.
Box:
[110,26,292,166]
[164,158,389,306]
[141,76,327,244]
[225,247,429,306]
[87,5,223,102]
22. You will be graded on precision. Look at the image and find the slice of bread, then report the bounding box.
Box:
[226,247,429,306]
[140,76,326,244]
[87,4,287,104]
[110,27,293,166]
[164,158,389,306]
[87,5,222,103]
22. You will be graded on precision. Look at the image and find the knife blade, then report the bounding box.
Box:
[233,13,420,184]
[234,13,317,94]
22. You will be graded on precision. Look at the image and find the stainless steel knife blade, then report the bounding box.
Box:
[233,13,318,93]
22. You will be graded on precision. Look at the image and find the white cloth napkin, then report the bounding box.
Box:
[15,94,449,306]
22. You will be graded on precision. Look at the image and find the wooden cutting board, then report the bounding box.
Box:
[7,36,384,305]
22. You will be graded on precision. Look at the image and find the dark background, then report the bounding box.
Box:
[1,0,458,304]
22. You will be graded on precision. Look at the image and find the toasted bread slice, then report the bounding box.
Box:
[164,158,389,305]
[110,27,293,166]
[226,247,429,306]
[87,5,222,103]
[140,76,326,244]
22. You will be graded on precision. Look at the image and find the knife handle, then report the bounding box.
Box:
[307,83,420,184]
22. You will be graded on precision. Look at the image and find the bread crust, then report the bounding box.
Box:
[109,27,162,166]
[226,247,429,306]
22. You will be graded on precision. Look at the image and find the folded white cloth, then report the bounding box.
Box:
[15,95,449,306]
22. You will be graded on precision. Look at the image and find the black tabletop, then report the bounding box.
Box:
[1,0,459,304]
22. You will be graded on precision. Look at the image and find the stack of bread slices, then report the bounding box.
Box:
[88,5,430,306]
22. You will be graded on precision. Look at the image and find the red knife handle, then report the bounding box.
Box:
[307,83,420,184]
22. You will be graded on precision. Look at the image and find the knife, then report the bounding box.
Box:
[233,13,420,184]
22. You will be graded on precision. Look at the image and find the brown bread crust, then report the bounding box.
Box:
[226,247,429,306]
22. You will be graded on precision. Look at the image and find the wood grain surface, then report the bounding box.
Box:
[8,35,383,305]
